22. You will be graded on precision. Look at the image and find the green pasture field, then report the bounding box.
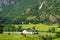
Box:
[13,24,59,32]
[0,24,60,40]
[0,33,59,40]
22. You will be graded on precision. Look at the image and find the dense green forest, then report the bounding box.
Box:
[0,0,60,25]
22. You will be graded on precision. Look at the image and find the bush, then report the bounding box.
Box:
[56,32,60,38]
[18,25,22,32]
[48,27,55,33]
[0,24,4,34]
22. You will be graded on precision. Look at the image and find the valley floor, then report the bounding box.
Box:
[0,24,60,40]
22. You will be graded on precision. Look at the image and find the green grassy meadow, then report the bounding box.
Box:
[0,24,60,40]
[13,24,59,32]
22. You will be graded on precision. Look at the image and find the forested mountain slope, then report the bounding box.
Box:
[0,0,60,24]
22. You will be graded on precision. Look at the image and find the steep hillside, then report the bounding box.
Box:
[0,0,60,24]
[0,0,38,24]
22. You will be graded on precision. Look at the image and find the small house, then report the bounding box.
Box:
[22,30,33,34]
[22,30,38,34]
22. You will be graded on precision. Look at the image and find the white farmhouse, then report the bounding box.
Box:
[22,30,33,34]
